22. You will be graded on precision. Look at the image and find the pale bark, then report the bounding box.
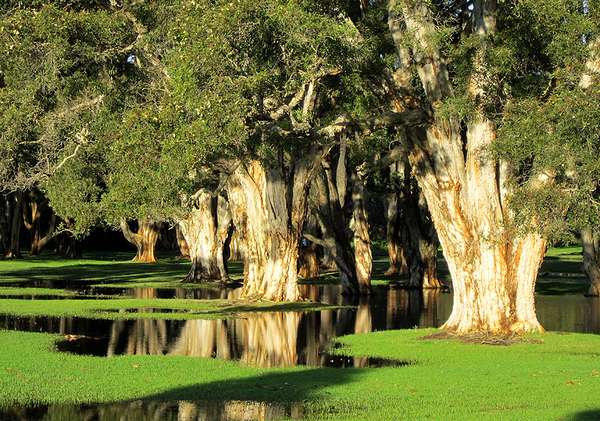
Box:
[23,195,56,256]
[120,218,160,263]
[227,228,244,261]
[581,228,600,297]
[178,190,231,283]
[351,169,373,294]
[175,224,190,259]
[226,152,320,301]
[391,0,547,334]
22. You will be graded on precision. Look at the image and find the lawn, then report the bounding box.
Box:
[0,246,597,420]
[0,329,599,420]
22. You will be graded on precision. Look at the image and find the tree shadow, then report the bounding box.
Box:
[1,367,366,420]
[567,409,600,420]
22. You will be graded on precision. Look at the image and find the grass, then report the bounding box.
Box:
[0,245,596,419]
[0,287,81,297]
[0,297,341,321]
[0,328,599,420]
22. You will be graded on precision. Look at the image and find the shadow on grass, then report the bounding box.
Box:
[2,368,366,420]
[569,410,600,420]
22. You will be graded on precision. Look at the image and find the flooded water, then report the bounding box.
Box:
[0,400,305,421]
[1,283,600,420]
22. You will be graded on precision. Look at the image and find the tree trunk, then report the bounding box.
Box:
[384,189,409,276]
[581,228,600,297]
[5,191,23,258]
[308,148,361,295]
[227,153,319,301]
[120,218,160,263]
[402,171,443,290]
[179,190,231,283]
[298,216,320,279]
[20,191,57,256]
[227,229,244,261]
[175,225,190,259]
[391,0,547,334]
[351,169,372,294]
[298,240,320,279]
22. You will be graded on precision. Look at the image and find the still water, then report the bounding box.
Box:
[1,284,600,420]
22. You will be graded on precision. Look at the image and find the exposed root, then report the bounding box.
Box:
[421,331,543,346]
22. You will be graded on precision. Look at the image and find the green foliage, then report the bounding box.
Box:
[496,85,600,241]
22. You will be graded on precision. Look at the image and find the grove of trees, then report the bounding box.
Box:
[1,0,598,335]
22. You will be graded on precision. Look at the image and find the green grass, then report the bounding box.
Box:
[0,287,82,297]
[0,329,599,420]
[0,297,341,321]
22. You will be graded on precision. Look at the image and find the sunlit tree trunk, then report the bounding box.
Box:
[582,228,600,297]
[179,190,231,283]
[391,0,547,334]
[23,195,56,256]
[351,169,372,294]
[227,228,244,261]
[120,218,160,263]
[226,152,320,301]
[175,225,190,259]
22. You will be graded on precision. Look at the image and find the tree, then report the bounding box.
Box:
[157,0,419,300]
[383,0,599,333]
[0,1,145,257]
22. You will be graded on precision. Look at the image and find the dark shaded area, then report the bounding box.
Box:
[569,410,600,421]
[0,398,305,421]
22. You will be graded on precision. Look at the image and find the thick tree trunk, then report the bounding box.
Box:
[120,218,160,263]
[309,148,361,295]
[227,153,319,301]
[179,190,231,283]
[351,169,372,294]
[392,0,546,334]
[175,225,190,259]
[581,228,600,297]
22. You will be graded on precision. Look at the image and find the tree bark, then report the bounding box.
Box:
[298,215,320,279]
[120,218,160,263]
[309,148,361,295]
[351,169,373,294]
[175,225,190,259]
[5,191,23,258]
[391,0,547,334]
[581,228,600,297]
[384,188,409,276]
[227,152,320,301]
[227,229,244,261]
[178,190,231,283]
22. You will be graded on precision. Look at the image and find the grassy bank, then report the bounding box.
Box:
[0,329,599,420]
[0,297,339,321]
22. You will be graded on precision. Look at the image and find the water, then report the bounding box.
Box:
[0,400,305,421]
[1,284,600,419]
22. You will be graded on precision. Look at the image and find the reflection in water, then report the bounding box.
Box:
[1,400,304,421]
[3,288,600,371]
